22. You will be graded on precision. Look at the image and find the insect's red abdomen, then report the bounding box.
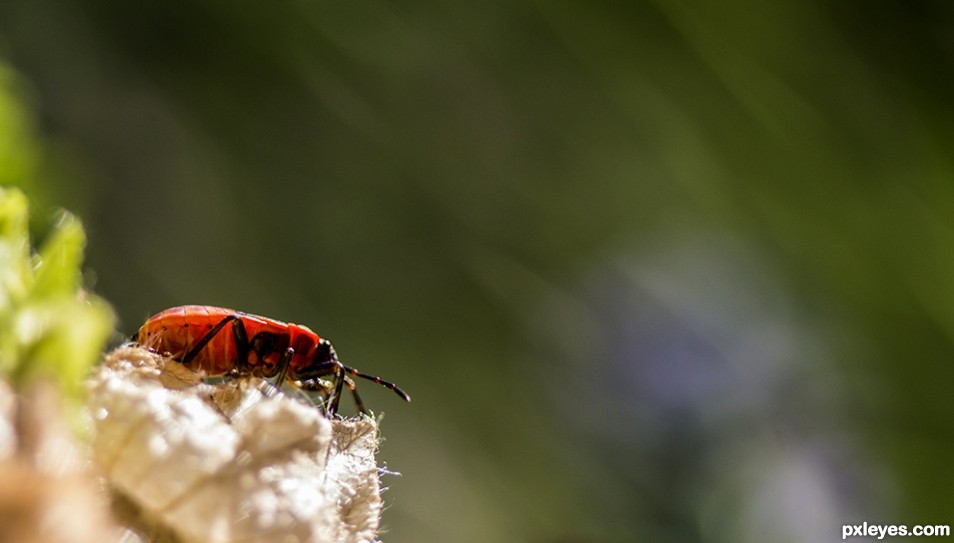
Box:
[138,305,243,375]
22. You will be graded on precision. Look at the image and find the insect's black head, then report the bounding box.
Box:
[312,338,338,365]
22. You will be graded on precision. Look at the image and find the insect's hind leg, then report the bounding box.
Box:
[182,313,252,371]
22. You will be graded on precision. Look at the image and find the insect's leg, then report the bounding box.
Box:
[181,314,254,376]
[182,314,242,364]
[329,364,346,415]
[299,378,332,413]
[342,376,367,415]
[271,347,295,389]
[327,371,375,416]
[230,317,251,372]
[299,360,410,413]
[316,375,367,414]
[296,361,344,414]
[299,378,333,394]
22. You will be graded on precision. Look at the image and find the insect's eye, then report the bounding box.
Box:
[312,340,335,364]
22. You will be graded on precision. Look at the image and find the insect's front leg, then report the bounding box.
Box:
[301,375,366,415]
[297,361,346,415]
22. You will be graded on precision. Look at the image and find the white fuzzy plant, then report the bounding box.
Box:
[89,345,387,543]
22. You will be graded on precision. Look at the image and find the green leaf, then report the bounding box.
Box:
[0,187,115,402]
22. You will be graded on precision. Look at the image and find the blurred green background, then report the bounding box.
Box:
[2,1,953,541]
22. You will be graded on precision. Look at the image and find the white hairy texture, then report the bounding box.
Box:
[88,346,383,543]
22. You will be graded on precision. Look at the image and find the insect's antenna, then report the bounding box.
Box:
[339,362,411,403]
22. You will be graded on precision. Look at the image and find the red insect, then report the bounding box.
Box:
[134,305,410,415]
